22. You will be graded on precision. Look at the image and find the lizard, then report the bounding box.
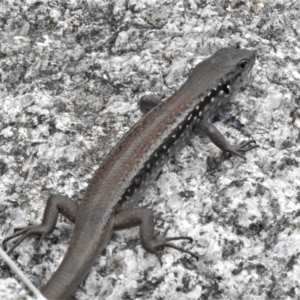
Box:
[3,47,257,299]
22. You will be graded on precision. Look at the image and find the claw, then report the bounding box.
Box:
[238,140,256,147]
[37,233,47,250]
[152,228,198,265]
[165,236,193,243]
[161,227,193,243]
[4,231,32,255]
[154,249,163,266]
[3,225,49,255]
[162,226,170,237]
[243,144,259,151]
[160,242,199,261]
[226,139,259,161]
[227,149,247,161]
[3,228,29,247]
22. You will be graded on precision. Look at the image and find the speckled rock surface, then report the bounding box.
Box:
[1,0,300,299]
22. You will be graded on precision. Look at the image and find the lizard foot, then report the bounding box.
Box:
[147,227,198,265]
[225,140,259,161]
[3,225,50,255]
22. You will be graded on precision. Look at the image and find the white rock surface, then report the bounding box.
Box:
[0,0,300,299]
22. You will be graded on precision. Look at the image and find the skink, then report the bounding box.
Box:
[4,47,257,299]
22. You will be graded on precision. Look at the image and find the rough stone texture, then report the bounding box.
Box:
[0,0,300,299]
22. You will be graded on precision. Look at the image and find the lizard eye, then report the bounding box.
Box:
[239,59,248,70]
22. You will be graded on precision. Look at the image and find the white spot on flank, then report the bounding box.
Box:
[188,114,192,120]
[199,111,202,116]
[147,163,150,169]
[211,98,214,102]
[163,145,167,150]
[172,134,176,138]
[196,105,199,110]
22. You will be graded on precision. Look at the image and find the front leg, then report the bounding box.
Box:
[139,95,258,159]
[3,194,78,254]
[194,121,258,160]
[113,208,198,265]
[139,95,162,114]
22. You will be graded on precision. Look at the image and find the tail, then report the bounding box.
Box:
[41,210,114,299]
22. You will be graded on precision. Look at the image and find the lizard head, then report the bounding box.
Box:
[195,47,256,121]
